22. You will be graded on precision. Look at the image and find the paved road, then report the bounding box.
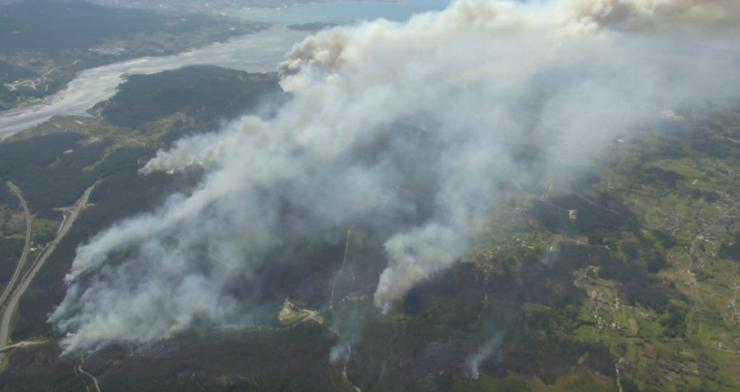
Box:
[77,363,102,392]
[0,184,95,353]
[0,182,33,306]
[0,340,46,354]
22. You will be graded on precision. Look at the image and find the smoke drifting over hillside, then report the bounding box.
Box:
[51,0,740,353]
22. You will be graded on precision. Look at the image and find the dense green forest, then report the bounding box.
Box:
[101,66,282,129]
[0,65,738,391]
[0,66,280,343]
[0,133,107,218]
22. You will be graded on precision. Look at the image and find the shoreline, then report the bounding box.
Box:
[0,24,307,140]
[0,22,272,119]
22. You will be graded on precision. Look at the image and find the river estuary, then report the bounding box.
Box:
[0,0,449,139]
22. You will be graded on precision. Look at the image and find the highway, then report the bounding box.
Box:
[0,184,95,363]
[0,340,46,354]
[0,182,33,306]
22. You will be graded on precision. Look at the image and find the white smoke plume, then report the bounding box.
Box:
[51,0,740,353]
[465,332,505,380]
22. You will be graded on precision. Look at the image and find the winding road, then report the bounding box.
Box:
[77,362,102,392]
[0,184,95,360]
[0,182,33,306]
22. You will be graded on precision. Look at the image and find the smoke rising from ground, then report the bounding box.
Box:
[51,0,740,353]
[465,331,505,380]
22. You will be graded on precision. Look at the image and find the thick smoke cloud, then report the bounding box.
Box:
[51,0,740,353]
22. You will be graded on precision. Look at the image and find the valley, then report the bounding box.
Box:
[0,64,736,391]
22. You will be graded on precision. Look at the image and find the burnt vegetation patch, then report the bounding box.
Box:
[527,191,639,237]
[345,258,619,387]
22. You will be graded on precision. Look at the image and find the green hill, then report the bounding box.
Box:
[100,65,282,129]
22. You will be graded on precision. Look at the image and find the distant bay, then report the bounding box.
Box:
[0,0,450,139]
